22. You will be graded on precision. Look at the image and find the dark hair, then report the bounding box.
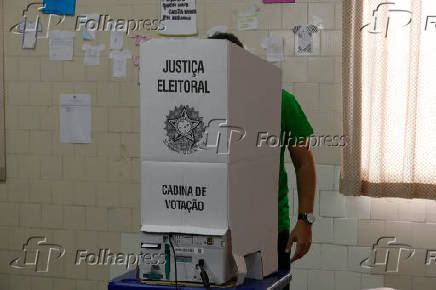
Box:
[208,32,244,48]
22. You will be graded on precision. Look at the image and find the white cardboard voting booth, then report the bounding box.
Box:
[140,39,282,283]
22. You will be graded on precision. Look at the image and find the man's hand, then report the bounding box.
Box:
[285,220,312,263]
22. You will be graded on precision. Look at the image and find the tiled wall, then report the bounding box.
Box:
[1,0,434,290]
[287,164,436,290]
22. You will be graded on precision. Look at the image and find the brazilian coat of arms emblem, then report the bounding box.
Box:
[164,105,206,154]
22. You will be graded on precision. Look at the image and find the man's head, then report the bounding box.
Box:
[208,32,244,48]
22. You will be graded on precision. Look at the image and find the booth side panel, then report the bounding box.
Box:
[228,156,280,277]
[226,44,282,164]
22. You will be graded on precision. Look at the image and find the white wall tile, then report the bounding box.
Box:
[321,31,342,56]
[283,3,308,29]
[308,3,336,30]
[334,271,361,290]
[282,57,308,83]
[371,197,426,222]
[320,83,341,112]
[316,164,335,190]
[358,220,385,247]
[308,270,335,290]
[361,274,385,289]
[425,200,436,223]
[333,167,341,191]
[348,246,372,273]
[294,83,320,113]
[334,218,358,246]
[384,275,412,290]
[345,196,371,219]
[288,189,294,217]
[320,190,345,217]
[397,199,426,222]
[293,243,322,270]
[321,244,348,270]
[370,198,398,221]
[425,253,436,277]
[413,277,436,290]
[290,268,308,290]
[285,163,297,191]
[413,223,436,249]
[335,2,343,30]
[400,249,427,277]
[308,57,335,83]
[313,217,334,243]
[110,232,140,279]
[383,221,415,246]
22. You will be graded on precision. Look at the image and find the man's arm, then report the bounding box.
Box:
[285,139,316,263]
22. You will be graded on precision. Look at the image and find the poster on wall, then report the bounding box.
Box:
[21,20,42,49]
[292,25,320,56]
[48,30,75,61]
[81,13,99,40]
[59,94,91,143]
[82,44,105,66]
[159,0,197,36]
[237,4,259,31]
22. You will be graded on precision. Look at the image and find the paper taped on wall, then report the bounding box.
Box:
[21,20,42,49]
[81,14,99,40]
[159,0,197,36]
[48,30,75,61]
[237,4,259,31]
[261,36,284,62]
[82,44,105,66]
[59,94,91,143]
[110,30,124,50]
[292,25,320,56]
[109,49,132,77]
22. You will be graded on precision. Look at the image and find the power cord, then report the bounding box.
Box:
[168,234,179,290]
[198,259,211,290]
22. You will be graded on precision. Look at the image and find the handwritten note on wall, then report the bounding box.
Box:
[160,0,197,36]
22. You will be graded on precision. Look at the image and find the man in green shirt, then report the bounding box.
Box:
[209,33,316,283]
[278,89,316,269]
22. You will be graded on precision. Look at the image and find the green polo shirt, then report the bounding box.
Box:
[278,89,314,233]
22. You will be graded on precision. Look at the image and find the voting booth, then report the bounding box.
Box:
[139,39,282,285]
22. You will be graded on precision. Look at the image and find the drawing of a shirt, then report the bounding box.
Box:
[82,44,105,66]
[109,50,132,78]
[292,25,319,54]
